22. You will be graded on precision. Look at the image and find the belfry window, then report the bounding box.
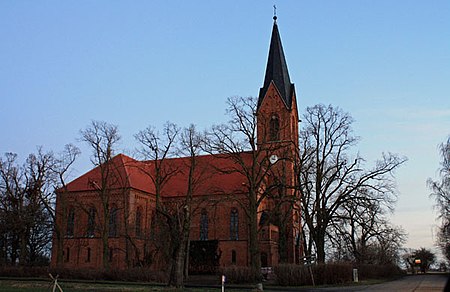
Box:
[269,115,280,141]
[199,209,208,241]
[230,208,239,240]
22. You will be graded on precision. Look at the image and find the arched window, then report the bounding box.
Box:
[109,205,118,237]
[66,207,75,237]
[269,115,280,141]
[86,247,91,263]
[109,247,113,262]
[230,208,239,240]
[199,209,208,241]
[65,247,70,262]
[87,207,96,237]
[135,207,142,238]
[231,250,237,265]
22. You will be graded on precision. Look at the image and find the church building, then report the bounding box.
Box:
[51,17,302,271]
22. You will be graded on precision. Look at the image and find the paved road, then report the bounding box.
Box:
[310,274,449,292]
[361,274,448,291]
[189,274,449,291]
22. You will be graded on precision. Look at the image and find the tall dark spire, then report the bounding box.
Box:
[258,17,294,109]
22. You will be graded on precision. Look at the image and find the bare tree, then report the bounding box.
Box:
[428,136,450,262]
[80,120,121,270]
[0,152,27,265]
[0,148,60,266]
[265,148,301,264]
[374,225,407,265]
[47,144,80,266]
[401,248,417,273]
[413,247,436,273]
[134,122,180,280]
[135,122,210,288]
[204,96,288,280]
[298,104,406,263]
[167,124,207,288]
[135,122,179,212]
[23,148,58,265]
[331,198,406,264]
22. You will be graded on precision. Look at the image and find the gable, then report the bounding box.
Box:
[63,154,154,194]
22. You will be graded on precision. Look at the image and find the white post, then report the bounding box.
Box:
[353,268,359,282]
[221,275,226,292]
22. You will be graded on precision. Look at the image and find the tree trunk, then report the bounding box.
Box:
[168,206,191,288]
[54,197,66,266]
[184,239,190,280]
[56,229,64,266]
[248,195,261,282]
[19,230,28,265]
[102,221,110,270]
[315,231,326,263]
[168,238,186,288]
[0,235,7,264]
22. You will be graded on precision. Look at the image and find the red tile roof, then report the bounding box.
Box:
[64,153,251,197]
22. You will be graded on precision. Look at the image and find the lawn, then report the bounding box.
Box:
[0,279,226,292]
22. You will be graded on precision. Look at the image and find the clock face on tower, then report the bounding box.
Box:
[269,154,278,164]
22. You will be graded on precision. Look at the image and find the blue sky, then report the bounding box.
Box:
[1,1,449,255]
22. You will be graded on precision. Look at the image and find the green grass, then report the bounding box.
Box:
[0,277,401,292]
[0,279,231,292]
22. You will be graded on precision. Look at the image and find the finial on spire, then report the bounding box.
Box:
[273,5,277,21]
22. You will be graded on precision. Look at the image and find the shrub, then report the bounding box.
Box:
[274,263,404,286]
[219,266,255,284]
[48,267,168,283]
[0,265,168,283]
[274,264,310,286]
[320,263,353,284]
[357,263,404,280]
[274,263,353,286]
[0,266,49,278]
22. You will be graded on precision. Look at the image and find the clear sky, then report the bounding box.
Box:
[1,1,449,257]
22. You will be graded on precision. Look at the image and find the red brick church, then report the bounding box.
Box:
[51,17,302,271]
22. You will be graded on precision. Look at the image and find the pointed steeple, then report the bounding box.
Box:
[258,17,294,109]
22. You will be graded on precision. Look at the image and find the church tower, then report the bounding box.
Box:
[257,16,301,265]
[257,16,299,148]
